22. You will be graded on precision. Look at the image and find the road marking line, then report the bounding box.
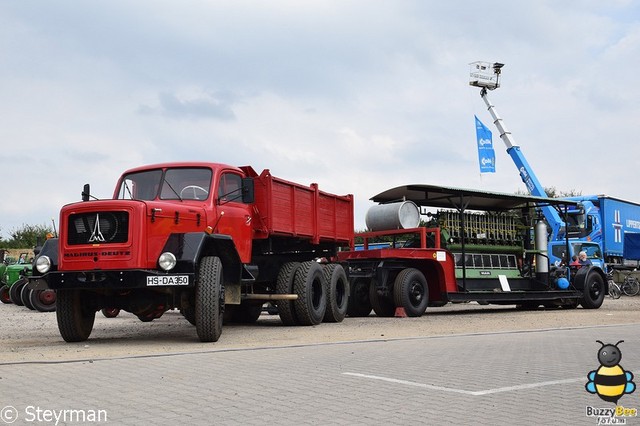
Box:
[342,372,583,396]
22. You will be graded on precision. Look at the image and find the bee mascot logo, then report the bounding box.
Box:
[586,340,636,403]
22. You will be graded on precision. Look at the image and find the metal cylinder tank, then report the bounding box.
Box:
[365,201,421,231]
[534,220,549,274]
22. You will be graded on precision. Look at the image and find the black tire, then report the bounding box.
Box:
[393,268,429,317]
[9,279,26,306]
[0,285,11,304]
[56,289,96,342]
[347,278,372,317]
[195,256,224,342]
[276,262,301,325]
[322,264,349,323]
[30,289,57,312]
[580,272,605,309]
[101,307,120,318]
[293,261,326,326]
[369,278,395,317]
[21,284,36,310]
[230,302,263,323]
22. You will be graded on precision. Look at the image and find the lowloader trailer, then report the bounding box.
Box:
[339,184,607,317]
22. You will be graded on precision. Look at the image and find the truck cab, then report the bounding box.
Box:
[548,240,605,269]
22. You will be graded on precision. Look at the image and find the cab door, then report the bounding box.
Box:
[215,172,253,263]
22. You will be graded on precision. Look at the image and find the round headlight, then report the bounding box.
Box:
[35,255,52,273]
[158,252,177,271]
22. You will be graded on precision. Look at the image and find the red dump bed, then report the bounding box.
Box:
[242,167,354,245]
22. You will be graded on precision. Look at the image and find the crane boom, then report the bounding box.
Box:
[479,87,565,239]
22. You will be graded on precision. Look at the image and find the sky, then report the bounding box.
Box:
[1,1,639,238]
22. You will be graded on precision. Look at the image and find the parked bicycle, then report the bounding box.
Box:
[608,273,622,299]
[621,274,640,296]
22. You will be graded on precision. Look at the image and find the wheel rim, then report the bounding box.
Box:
[39,290,56,305]
[409,281,425,307]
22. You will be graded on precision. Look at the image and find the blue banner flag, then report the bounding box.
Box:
[475,115,495,173]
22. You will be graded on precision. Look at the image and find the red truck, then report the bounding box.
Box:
[29,162,353,342]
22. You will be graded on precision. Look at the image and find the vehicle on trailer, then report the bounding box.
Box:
[338,184,608,317]
[29,162,353,342]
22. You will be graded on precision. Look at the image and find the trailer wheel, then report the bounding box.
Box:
[101,307,120,318]
[347,278,372,317]
[9,279,26,306]
[580,272,605,309]
[56,289,96,342]
[231,302,263,323]
[30,289,57,312]
[293,261,326,326]
[369,278,395,317]
[393,268,429,317]
[0,285,11,304]
[276,262,301,325]
[21,284,36,310]
[195,256,224,342]
[322,264,349,323]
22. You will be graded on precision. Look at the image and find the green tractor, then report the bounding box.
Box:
[2,252,56,312]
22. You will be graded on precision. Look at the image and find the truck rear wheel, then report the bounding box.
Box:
[30,289,57,312]
[276,262,301,325]
[195,256,224,342]
[369,278,395,317]
[347,278,372,317]
[56,289,95,342]
[0,284,11,304]
[322,264,349,323]
[293,261,326,326]
[393,268,429,317]
[580,272,605,309]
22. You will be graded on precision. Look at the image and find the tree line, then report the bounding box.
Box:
[0,224,56,249]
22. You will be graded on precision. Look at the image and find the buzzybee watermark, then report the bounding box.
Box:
[1,405,108,425]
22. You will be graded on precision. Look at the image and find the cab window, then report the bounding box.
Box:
[218,173,243,203]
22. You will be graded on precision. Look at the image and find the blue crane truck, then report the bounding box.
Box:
[470,61,612,270]
[559,195,640,267]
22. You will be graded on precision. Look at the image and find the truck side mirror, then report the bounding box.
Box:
[242,178,254,204]
[82,184,91,202]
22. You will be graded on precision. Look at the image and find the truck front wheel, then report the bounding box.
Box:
[195,256,224,342]
[322,264,349,323]
[56,289,95,342]
[393,268,429,317]
[580,272,605,309]
[293,261,326,326]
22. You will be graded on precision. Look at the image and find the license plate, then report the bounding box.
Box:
[146,275,189,286]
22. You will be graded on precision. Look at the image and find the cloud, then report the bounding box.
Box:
[1,1,640,237]
[139,90,238,121]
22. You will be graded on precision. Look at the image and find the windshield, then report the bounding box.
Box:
[117,168,212,201]
[573,243,602,260]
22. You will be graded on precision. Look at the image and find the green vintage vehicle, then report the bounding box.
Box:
[2,252,56,311]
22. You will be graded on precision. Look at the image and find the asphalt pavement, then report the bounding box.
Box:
[1,323,639,425]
